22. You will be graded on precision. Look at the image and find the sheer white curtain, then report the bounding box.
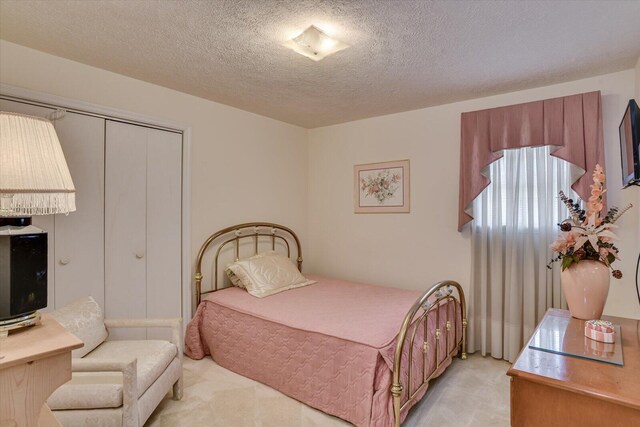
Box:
[467,145,578,362]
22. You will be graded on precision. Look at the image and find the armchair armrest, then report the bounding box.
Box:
[104,318,183,359]
[104,318,181,329]
[72,357,136,374]
[71,358,138,425]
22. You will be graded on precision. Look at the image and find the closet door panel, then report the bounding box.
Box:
[146,129,182,340]
[2,98,183,331]
[53,112,105,309]
[0,100,56,311]
[105,121,147,339]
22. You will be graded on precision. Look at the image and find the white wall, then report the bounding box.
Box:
[3,40,638,320]
[0,40,309,299]
[308,70,640,319]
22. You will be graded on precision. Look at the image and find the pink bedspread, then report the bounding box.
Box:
[185,275,461,426]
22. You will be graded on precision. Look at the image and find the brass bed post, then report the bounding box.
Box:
[254,227,258,255]
[391,280,466,427]
[422,316,428,383]
[460,285,468,360]
[194,272,203,306]
[435,303,440,370]
[445,307,451,357]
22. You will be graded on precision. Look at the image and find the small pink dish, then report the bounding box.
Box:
[584,319,615,343]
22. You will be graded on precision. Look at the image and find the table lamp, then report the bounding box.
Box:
[0,111,75,336]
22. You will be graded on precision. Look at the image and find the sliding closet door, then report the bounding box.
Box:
[52,112,105,308]
[105,121,148,339]
[105,120,182,339]
[146,128,182,340]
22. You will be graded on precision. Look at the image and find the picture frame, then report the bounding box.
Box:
[354,160,410,213]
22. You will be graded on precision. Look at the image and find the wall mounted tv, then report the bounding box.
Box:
[619,99,640,187]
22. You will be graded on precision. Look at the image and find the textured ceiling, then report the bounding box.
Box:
[1,0,639,128]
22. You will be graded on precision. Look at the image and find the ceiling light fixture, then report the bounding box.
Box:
[285,25,349,61]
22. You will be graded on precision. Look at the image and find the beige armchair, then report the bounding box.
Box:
[48,297,183,427]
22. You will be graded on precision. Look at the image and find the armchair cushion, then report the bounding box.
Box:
[49,296,108,358]
[48,340,177,410]
[47,373,123,410]
[86,340,177,397]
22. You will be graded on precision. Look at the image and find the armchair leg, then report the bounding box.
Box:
[173,377,183,400]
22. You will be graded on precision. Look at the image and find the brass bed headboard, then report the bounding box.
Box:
[194,222,303,305]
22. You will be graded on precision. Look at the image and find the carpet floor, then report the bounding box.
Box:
[146,353,510,426]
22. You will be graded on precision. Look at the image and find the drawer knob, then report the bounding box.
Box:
[135,252,145,259]
[59,258,70,265]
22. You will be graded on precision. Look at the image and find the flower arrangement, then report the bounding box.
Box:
[548,164,632,278]
[360,170,401,204]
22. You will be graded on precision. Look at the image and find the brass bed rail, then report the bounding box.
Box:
[391,280,467,427]
[193,223,466,427]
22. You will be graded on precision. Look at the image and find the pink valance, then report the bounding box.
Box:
[458,90,605,231]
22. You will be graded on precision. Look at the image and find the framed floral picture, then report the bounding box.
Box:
[354,160,410,213]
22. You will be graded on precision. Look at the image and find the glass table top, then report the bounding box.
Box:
[529,311,624,366]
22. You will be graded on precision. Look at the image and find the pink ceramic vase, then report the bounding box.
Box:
[560,260,610,320]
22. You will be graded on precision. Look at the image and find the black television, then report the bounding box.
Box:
[0,224,48,321]
[619,99,640,187]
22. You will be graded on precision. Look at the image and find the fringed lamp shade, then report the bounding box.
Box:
[0,112,75,216]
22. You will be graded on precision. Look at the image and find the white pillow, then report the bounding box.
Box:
[227,251,316,298]
[49,296,108,358]
[225,268,245,288]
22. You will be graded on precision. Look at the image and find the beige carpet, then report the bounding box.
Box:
[146,354,510,426]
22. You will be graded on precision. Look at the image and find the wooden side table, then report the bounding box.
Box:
[507,309,640,426]
[0,314,83,427]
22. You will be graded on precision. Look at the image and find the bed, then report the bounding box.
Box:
[185,222,467,427]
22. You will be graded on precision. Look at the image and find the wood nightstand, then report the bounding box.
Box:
[507,309,640,426]
[0,314,83,427]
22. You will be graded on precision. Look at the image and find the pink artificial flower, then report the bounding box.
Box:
[599,246,620,265]
[585,165,606,223]
[550,239,567,253]
[599,247,610,262]
[550,231,579,254]
[586,193,605,224]
[592,164,605,183]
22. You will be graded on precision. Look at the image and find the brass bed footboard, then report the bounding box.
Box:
[391,280,467,427]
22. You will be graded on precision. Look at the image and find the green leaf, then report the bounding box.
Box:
[607,254,616,264]
[561,256,574,271]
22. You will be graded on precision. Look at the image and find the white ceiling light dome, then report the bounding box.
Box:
[285,25,349,61]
